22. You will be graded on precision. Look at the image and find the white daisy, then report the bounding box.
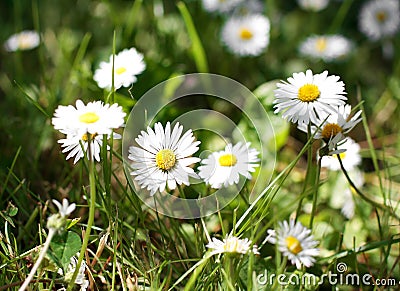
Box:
[266,220,320,269]
[299,35,353,62]
[298,104,362,142]
[297,0,329,12]
[359,0,400,41]
[221,14,270,56]
[52,198,76,218]
[202,0,244,14]
[57,131,121,164]
[93,47,146,90]
[58,255,89,290]
[273,70,347,125]
[52,99,126,136]
[321,138,361,171]
[4,30,40,52]
[198,142,259,189]
[206,234,259,255]
[128,122,200,196]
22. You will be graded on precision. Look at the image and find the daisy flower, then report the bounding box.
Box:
[299,35,353,62]
[202,0,244,14]
[298,104,362,142]
[198,142,259,189]
[4,30,40,52]
[221,14,270,57]
[359,0,400,41]
[297,0,329,12]
[128,122,200,196]
[321,138,361,171]
[52,99,126,136]
[52,100,125,163]
[273,70,347,125]
[206,234,259,255]
[266,220,320,269]
[57,131,121,164]
[93,47,146,90]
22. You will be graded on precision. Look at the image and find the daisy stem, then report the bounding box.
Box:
[67,144,97,290]
[309,157,322,229]
[295,124,313,222]
[337,155,400,221]
[222,256,236,290]
[19,228,55,291]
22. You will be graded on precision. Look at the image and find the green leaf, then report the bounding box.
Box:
[49,231,82,272]
[6,202,18,217]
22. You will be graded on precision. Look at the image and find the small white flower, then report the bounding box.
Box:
[221,14,270,56]
[94,47,146,90]
[52,99,126,136]
[128,122,200,196]
[297,0,329,12]
[273,70,347,125]
[58,255,89,290]
[202,0,244,14]
[198,142,259,189]
[299,35,353,62]
[321,138,361,171]
[4,30,40,52]
[298,104,362,142]
[359,0,400,41]
[266,220,320,269]
[52,199,76,218]
[206,234,259,255]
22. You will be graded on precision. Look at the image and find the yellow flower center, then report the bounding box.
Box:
[155,149,176,171]
[115,67,127,75]
[219,154,237,167]
[376,11,387,22]
[224,237,239,253]
[239,28,253,40]
[18,37,32,49]
[79,112,100,124]
[334,152,346,160]
[315,37,327,52]
[321,123,343,140]
[298,84,320,102]
[81,133,98,141]
[286,236,303,255]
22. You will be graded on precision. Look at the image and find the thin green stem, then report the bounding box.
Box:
[19,229,55,291]
[309,157,321,229]
[296,124,313,222]
[67,139,97,290]
[337,155,400,221]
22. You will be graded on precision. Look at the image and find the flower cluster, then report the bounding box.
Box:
[128,122,260,195]
[52,99,126,164]
[274,69,362,153]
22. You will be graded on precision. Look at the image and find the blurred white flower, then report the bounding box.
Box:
[4,30,40,52]
[221,14,270,56]
[198,142,259,189]
[202,0,244,14]
[359,0,400,41]
[321,137,361,171]
[266,220,320,269]
[52,100,125,163]
[297,0,329,11]
[273,70,347,125]
[52,199,76,218]
[128,122,200,196]
[94,47,146,90]
[58,255,89,290]
[206,234,259,255]
[299,35,354,62]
